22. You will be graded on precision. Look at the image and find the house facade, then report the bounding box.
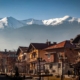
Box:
[0,50,17,73]
[44,40,77,76]
[72,34,80,63]
[16,46,28,73]
[27,42,55,75]
[0,51,7,73]
[6,51,17,73]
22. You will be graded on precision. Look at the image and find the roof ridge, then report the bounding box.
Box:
[19,46,28,48]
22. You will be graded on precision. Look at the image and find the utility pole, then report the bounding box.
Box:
[37,58,42,80]
[59,49,67,80]
[61,58,63,80]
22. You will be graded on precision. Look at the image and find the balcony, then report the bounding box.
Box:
[30,58,37,62]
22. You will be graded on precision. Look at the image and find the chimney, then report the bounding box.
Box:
[46,40,51,45]
[53,42,57,45]
[9,50,11,52]
[5,49,7,52]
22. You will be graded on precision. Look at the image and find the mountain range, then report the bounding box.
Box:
[0,15,80,50]
[0,15,80,29]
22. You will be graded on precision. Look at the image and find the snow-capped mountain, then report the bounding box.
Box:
[22,18,43,25]
[0,17,26,29]
[0,15,80,29]
[22,15,80,26]
[43,15,80,25]
[0,15,80,50]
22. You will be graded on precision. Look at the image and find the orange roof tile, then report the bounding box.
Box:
[44,40,75,50]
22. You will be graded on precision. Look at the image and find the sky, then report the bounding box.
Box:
[0,0,80,20]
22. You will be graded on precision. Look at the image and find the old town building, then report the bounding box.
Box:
[0,50,16,73]
[44,40,77,76]
[16,46,28,73]
[27,42,56,75]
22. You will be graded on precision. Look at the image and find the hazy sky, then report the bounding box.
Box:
[0,0,80,20]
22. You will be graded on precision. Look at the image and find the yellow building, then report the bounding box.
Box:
[27,42,54,74]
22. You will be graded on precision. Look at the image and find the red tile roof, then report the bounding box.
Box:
[44,40,75,50]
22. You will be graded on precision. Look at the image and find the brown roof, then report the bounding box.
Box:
[72,34,80,43]
[31,43,53,49]
[44,40,75,50]
[16,46,28,55]
[0,51,16,58]
[19,46,28,53]
[27,42,55,52]
[0,51,8,54]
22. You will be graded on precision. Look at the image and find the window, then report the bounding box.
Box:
[47,54,51,59]
[58,52,63,59]
[22,55,26,60]
[78,40,80,45]
[78,52,80,56]
[31,52,36,58]
[33,53,36,58]
[24,53,26,55]
[58,63,61,68]
[49,64,53,69]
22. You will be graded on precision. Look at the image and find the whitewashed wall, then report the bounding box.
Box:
[45,62,74,76]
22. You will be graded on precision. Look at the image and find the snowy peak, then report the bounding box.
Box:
[22,15,80,26]
[43,15,80,25]
[62,15,80,23]
[0,15,80,29]
[61,15,72,21]
[0,16,26,29]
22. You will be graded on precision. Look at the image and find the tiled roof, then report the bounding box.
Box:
[0,51,16,58]
[72,34,80,43]
[27,42,55,52]
[44,40,75,50]
[31,43,53,49]
[0,51,8,54]
[0,51,15,54]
